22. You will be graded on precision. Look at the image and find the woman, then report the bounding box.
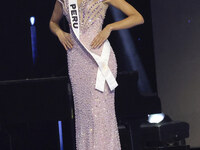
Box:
[49,0,144,149]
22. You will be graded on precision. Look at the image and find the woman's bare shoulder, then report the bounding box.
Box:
[57,0,64,5]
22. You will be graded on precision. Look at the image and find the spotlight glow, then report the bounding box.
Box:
[30,16,35,25]
[110,7,152,92]
[148,113,165,123]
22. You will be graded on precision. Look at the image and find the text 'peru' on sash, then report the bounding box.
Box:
[70,4,79,28]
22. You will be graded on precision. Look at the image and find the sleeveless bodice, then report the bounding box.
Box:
[62,0,108,35]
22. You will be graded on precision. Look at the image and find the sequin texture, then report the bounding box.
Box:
[57,0,121,149]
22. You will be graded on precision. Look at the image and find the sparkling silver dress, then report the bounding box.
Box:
[57,0,121,149]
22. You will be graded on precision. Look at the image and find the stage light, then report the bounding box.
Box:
[58,121,64,150]
[30,16,37,65]
[141,113,190,149]
[30,16,35,26]
[148,113,165,123]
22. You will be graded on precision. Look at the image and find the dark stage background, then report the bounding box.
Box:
[0,0,157,149]
[2,0,200,148]
[0,0,157,92]
[151,0,200,147]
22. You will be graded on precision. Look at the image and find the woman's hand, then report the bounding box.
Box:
[57,30,73,51]
[91,25,112,49]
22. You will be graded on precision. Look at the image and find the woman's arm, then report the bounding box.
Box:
[91,0,144,48]
[104,0,144,31]
[49,1,73,50]
[49,1,64,36]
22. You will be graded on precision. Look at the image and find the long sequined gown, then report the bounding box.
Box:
[57,0,121,149]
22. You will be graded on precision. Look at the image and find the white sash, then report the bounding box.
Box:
[68,0,118,92]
